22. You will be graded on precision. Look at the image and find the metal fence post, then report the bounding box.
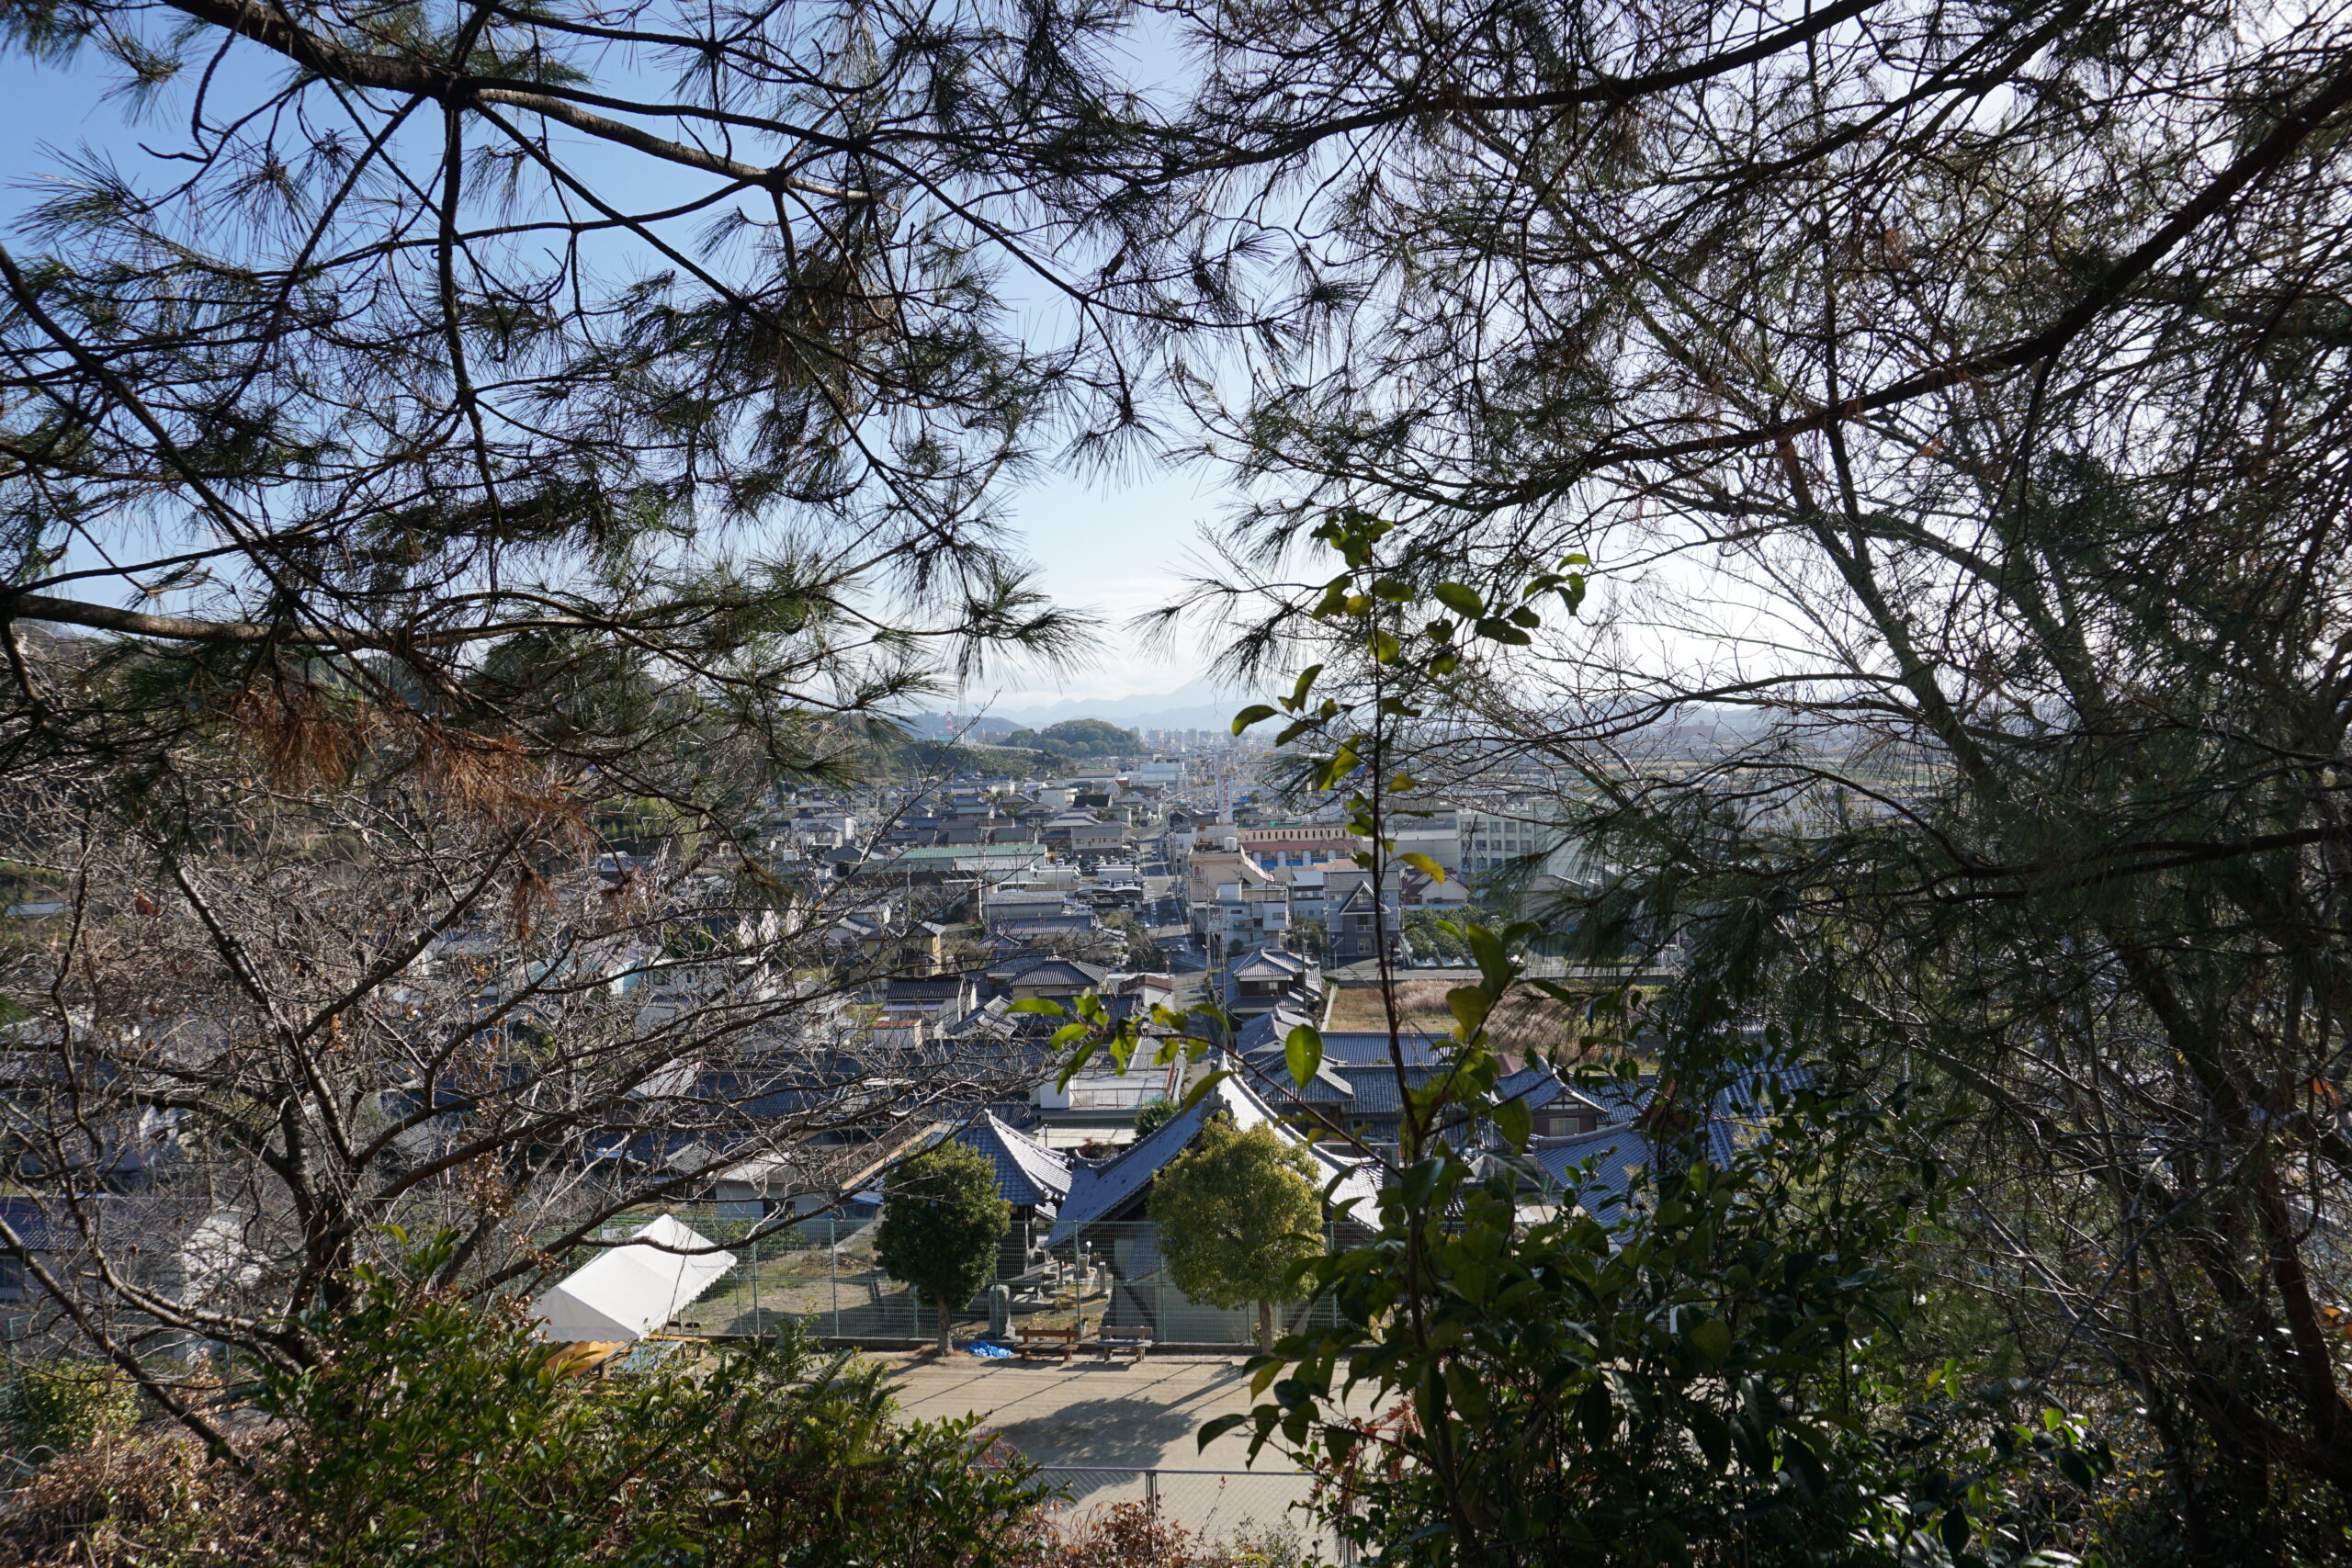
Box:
[1145,1470,1159,1509]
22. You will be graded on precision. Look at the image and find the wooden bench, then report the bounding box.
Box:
[547,1341,628,1379]
[1094,1330,1153,1364]
[1014,1324,1080,1361]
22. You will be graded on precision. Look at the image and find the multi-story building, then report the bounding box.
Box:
[1458,804,1549,876]
[1235,824,1363,881]
[1200,881,1292,965]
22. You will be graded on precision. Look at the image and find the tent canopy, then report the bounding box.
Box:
[533,1213,736,1343]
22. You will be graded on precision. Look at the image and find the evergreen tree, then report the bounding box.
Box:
[1149,1117,1320,1350]
[876,1142,1012,1354]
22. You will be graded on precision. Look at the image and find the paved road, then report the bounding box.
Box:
[878,1353,1333,1549]
[882,1352,1264,1468]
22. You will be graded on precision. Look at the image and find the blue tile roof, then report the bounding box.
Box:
[1315,1032,1452,1067]
[1046,1068,1380,1244]
[947,1111,1071,1212]
[1526,1122,1651,1222]
[0,1197,62,1252]
[1326,1064,1451,1115]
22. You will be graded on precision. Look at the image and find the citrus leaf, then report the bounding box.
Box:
[1285,1024,1325,1088]
[1432,581,1484,616]
[1196,1414,1249,1450]
[1179,1069,1232,1110]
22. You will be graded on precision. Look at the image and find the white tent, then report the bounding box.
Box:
[532,1213,737,1342]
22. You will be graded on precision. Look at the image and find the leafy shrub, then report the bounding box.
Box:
[2,1240,1058,1567]
[6,1359,139,1459]
[0,1434,233,1564]
[1036,1505,1317,1568]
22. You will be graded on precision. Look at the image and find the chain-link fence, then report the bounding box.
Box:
[601,1209,1343,1348]
[1035,1466,1350,1564]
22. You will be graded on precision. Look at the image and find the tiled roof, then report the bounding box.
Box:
[1314,1031,1453,1067]
[1229,948,1314,982]
[1233,1007,1317,1055]
[1011,957,1110,987]
[0,1197,62,1251]
[949,1111,1072,1212]
[1327,1064,1452,1115]
[1526,1122,1650,1222]
[1233,1048,1353,1105]
[1046,1068,1380,1244]
[1494,1068,1614,1117]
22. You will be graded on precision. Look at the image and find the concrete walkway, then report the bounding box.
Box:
[878,1352,1333,1549]
[880,1351,1271,1470]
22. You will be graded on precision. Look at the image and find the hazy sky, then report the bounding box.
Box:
[989,471,1227,705]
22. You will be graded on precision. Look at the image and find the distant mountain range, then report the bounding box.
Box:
[906,677,1245,739]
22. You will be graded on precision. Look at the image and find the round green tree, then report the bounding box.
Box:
[1150,1117,1322,1349]
[876,1140,1012,1353]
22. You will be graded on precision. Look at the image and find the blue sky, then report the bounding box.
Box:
[0,42,1225,709]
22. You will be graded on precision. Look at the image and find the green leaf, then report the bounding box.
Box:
[1464,927,1517,995]
[1399,852,1448,884]
[1494,1095,1532,1150]
[1446,987,1491,1033]
[1475,617,1533,646]
[1285,1024,1325,1089]
[1053,1038,1102,1093]
[1196,1414,1249,1450]
[1939,1508,1972,1554]
[1230,704,1278,735]
[1432,581,1484,617]
[1686,1406,1731,1471]
[1688,1317,1732,1367]
[1780,1429,1826,1500]
[1289,663,1323,707]
[1178,1069,1232,1111]
[1577,1379,1612,1442]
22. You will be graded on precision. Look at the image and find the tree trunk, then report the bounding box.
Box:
[936,1296,953,1355]
[1257,1299,1274,1351]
